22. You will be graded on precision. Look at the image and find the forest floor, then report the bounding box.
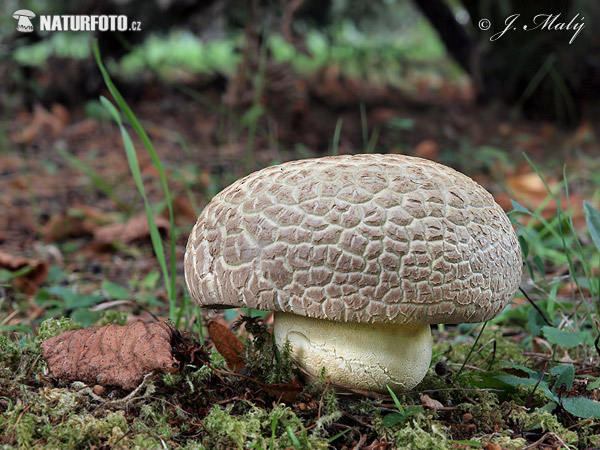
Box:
[1,61,600,449]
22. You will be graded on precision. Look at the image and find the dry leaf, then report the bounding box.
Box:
[42,206,112,242]
[483,444,502,450]
[420,394,444,410]
[94,214,169,245]
[171,196,198,226]
[0,250,48,295]
[208,320,245,371]
[41,321,180,390]
[14,103,70,144]
[263,378,303,403]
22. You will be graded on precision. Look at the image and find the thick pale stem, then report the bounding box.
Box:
[273,312,432,393]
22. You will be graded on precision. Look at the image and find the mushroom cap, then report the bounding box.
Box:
[184,154,521,324]
[13,9,35,18]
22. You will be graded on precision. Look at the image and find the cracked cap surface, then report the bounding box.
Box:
[184,154,521,324]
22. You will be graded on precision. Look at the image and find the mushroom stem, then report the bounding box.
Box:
[273,312,432,393]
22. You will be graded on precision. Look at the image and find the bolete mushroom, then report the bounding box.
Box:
[184,154,521,392]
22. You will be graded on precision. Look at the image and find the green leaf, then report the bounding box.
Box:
[70,309,102,327]
[285,425,301,448]
[494,374,556,402]
[500,361,538,376]
[527,307,546,337]
[584,201,600,254]
[518,235,529,258]
[326,428,353,443]
[542,326,594,348]
[449,440,483,448]
[586,377,600,391]
[511,200,533,215]
[386,385,405,414]
[532,255,545,276]
[562,397,600,419]
[0,324,33,333]
[382,412,405,427]
[140,270,160,290]
[102,281,130,300]
[551,364,575,392]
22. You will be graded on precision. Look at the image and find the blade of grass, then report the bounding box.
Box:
[331,118,343,156]
[94,42,178,321]
[360,103,368,150]
[326,427,353,444]
[456,321,488,377]
[386,385,405,414]
[99,96,172,313]
[523,153,594,330]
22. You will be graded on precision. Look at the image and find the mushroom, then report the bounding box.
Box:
[13,10,35,33]
[184,154,521,392]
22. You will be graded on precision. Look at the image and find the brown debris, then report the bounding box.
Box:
[94,214,169,245]
[0,250,48,295]
[13,103,70,144]
[42,206,113,242]
[263,378,303,403]
[420,394,444,410]
[41,321,180,390]
[208,320,245,372]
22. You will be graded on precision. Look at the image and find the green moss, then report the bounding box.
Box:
[487,436,528,449]
[35,317,80,344]
[509,408,578,445]
[392,421,451,450]
[310,389,342,439]
[45,412,129,448]
[457,392,506,433]
[135,403,177,440]
[202,403,327,449]
[435,328,527,371]
[9,412,43,448]
[0,335,22,370]
[242,317,294,384]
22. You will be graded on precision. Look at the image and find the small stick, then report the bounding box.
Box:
[519,287,553,326]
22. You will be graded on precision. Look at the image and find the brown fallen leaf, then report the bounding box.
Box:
[263,378,303,403]
[42,206,113,242]
[41,321,180,390]
[208,320,245,372]
[13,103,70,144]
[482,444,502,450]
[420,394,444,410]
[0,250,48,295]
[94,214,169,245]
[171,196,199,226]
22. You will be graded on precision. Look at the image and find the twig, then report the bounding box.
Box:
[317,379,331,420]
[520,287,553,326]
[525,361,548,409]
[25,353,42,379]
[7,403,33,444]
